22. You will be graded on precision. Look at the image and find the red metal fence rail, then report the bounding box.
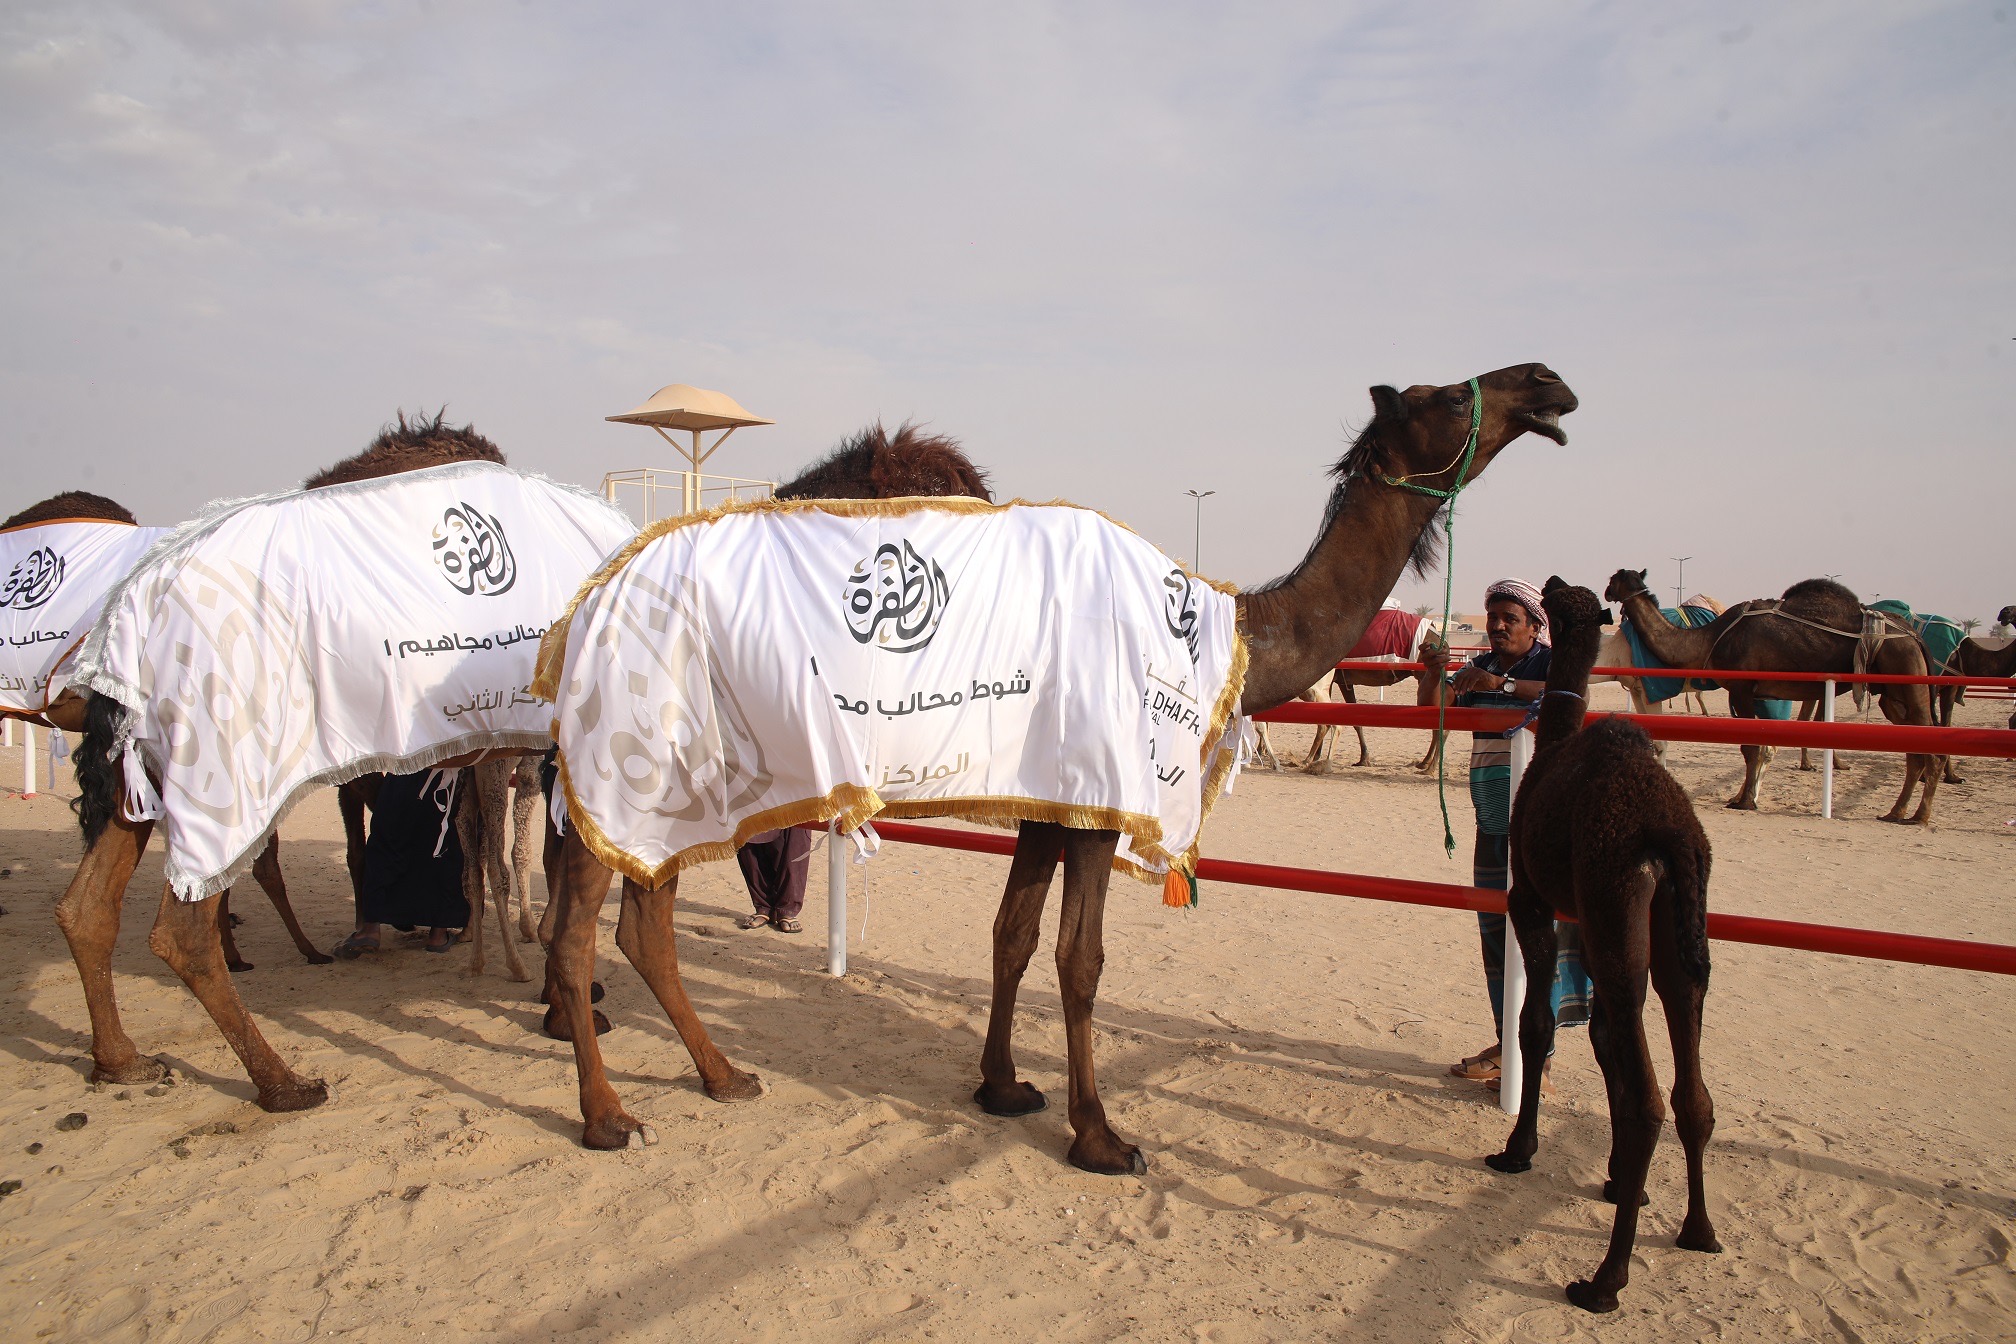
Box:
[855,820,2016,978]
[1333,659,2016,689]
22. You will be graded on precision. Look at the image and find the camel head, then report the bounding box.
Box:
[1603,568,1653,605]
[305,409,504,490]
[1540,576,1612,649]
[2,491,138,530]
[1357,363,1576,495]
[1999,604,2016,629]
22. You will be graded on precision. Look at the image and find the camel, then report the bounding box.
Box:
[55,412,600,1102]
[537,362,1578,1167]
[1934,608,2016,727]
[1485,578,1718,1314]
[1603,570,1944,825]
[2,492,332,971]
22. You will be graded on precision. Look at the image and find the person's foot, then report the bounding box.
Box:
[1448,1045,1502,1082]
[331,930,381,959]
[772,917,803,934]
[735,912,770,930]
[424,927,455,953]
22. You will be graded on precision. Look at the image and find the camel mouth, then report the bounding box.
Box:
[1515,409,1570,445]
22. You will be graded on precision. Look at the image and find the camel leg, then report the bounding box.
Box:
[147,885,327,1112]
[337,781,370,921]
[1625,684,1669,761]
[1344,684,1372,767]
[475,760,529,981]
[1724,695,1765,810]
[217,890,252,973]
[1566,902,1663,1315]
[248,834,335,966]
[1876,695,1940,826]
[1650,901,1720,1258]
[54,816,169,1084]
[1054,826,1141,1176]
[1795,699,1819,771]
[454,772,487,967]
[538,803,564,948]
[975,821,1063,1117]
[1932,690,1965,781]
[1300,724,1333,774]
[1486,891,1559,1175]
[511,766,540,942]
[1251,724,1281,772]
[545,832,649,1148]
[615,876,762,1102]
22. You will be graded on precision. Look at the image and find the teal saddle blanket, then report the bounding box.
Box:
[1871,599,1964,672]
[1622,604,1793,718]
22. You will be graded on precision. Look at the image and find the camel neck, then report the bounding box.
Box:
[1620,591,1716,670]
[1536,632,1599,750]
[1235,478,1445,713]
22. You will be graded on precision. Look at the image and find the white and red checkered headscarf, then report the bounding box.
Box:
[1484,577,1549,645]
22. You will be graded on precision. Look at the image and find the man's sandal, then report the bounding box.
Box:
[1448,1048,1502,1082]
[773,917,803,934]
[735,912,771,930]
[331,931,381,959]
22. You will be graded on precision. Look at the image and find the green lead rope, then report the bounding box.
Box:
[1377,377,1482,858]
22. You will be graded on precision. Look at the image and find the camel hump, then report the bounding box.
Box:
[1781,576,1861,609]
[3,490,137,529]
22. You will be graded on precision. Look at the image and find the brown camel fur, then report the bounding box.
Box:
[1936,623,2016,727]
[1485,578,1718,1314]
[540,364,1579,1168]
[54,412,535,1104]
[1603,569,1945,825]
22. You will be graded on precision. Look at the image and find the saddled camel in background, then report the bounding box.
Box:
[55,414,571,1102]
[3,490,333,971]
[1604,570,1945,825]
[539,363,1578,1172]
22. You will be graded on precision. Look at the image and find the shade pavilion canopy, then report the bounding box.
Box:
[606,384,774,432]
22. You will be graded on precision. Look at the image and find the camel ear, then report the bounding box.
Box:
[1635,568,1648,582]
[1369,385,1408,423]
[1542,575,1567,595]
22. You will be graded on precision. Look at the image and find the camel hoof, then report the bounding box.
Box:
[538,980,606,1006]
[1677,1220,1722,1254]
[1485,1151,1531,1175]
[259,1078,330,1113]
[1723,799,1757,811]
[505,965,532,984]
[302,951,336,966]
[518,923,539,944]
[455,928,475,944]
[1068,1140,1147,1176]
[582,1112,650,1150]
[227,960,254,974]
[974,1080,1047,1117]
[541,1005,612,1040]
[704,1069,764,1103]
[626,1124,658,1150]
[1564,1280,1619,1314]
[1601,1179,1650,1207]
[91,1056,170,1087]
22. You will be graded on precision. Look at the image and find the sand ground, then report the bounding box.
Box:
[1,687,2012,1342]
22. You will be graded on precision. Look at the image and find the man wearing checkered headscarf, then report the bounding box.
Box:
[1420,577,1590,1090]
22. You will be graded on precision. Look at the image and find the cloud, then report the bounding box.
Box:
[1,1,2011,617]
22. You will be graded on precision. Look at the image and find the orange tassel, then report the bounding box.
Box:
[1163,867,1195,909]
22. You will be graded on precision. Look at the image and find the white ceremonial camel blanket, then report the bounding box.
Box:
[533,498,1248,888]
[0,518,167,716]
[77,462,635,900]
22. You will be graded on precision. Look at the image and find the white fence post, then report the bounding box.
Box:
[1820,680,1836,820]
[2,719,12,748]
[827,823,848,977]
[1499,724,1532,1116]
[21,722,36,798]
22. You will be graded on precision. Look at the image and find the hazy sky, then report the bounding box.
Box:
[5,2,2011,620]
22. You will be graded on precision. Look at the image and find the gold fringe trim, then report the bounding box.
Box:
[530,494,1242,702]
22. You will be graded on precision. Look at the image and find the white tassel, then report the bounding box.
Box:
[847,819,880,863]
[549,782,568,835]
[121,746,163,822]
[424,767,462,857]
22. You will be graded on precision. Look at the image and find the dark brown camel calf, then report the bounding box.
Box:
[1485,578,1718,1314]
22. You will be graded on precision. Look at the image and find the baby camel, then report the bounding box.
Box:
[1484,578,1719,1314]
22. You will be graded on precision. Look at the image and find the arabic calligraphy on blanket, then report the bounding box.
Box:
[0,520,167,714]
[79,462,635,900]
[539,498,1247,888]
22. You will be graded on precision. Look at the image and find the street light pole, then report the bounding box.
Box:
[1671,555,1692,607]
[1186,489,1216,572]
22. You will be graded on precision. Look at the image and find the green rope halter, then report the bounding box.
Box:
[1377,377,1482,857]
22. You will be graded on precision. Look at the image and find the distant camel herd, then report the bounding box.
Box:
[4,361,2003,1314]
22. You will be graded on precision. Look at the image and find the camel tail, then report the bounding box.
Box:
[70,693,130,848]
[1650,827,1712,987]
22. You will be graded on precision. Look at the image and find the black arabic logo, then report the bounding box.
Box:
[431,502,517,597]
[1163,569,1200,664]
[0,547,65,611]
[843,540,950,652]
